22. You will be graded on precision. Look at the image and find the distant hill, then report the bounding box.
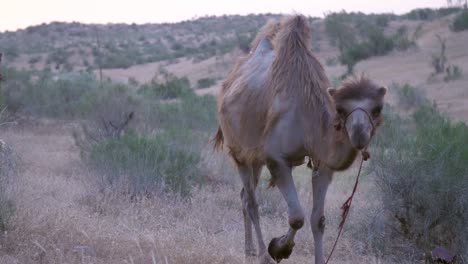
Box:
[1,7,468,122]
[0,14,286,71]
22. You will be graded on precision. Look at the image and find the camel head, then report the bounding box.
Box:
[327,78,387,150]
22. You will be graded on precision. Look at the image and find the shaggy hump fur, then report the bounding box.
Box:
[213,15,331,164]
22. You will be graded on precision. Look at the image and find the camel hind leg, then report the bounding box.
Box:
[240,163,262,256]
[236,162,271,259]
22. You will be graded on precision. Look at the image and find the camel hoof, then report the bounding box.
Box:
[267,236,295,263]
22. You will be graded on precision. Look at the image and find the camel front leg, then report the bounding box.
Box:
[310,166,332,264]
[266,158,305,262]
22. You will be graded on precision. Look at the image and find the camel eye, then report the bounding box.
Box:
[372,106,382,117]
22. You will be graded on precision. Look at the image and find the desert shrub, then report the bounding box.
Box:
[452,9,468,31]
[28,56,41,65]
[47,48,70,67]
[444,64,463,81]
[6,71,100,118]
[393,26,416,51]
[394,83,428,109]
[138,77,193,99]
[84,129,202,196]
[1,68,136,119]
[325,11,406,75]
[431,35,447,75]
[80,83,217,197]
[370,104,468,258]
[196,77,216,89]
[0,140,18,231]
[404,7,461,20]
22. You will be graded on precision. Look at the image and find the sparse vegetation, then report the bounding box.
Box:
[404,7,462,20]
[325,11,413,75]
[444,64,463,81]
[138,76,193,99]
[84,129,202,196]
[370,103,468,258]
[452,8,468,31]
[197,77,216,89]
[431,35,447,74]
[0,133,18,232]
[394,83,428,109]
[430,35,464,81]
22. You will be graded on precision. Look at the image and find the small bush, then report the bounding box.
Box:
[84,129,202,196]
[3,70,101,118]
[394,83,428,110]
[196,78,216,89]
[444,64,463,81]
[138,77,194,99]
[370,104,468,258]
[452,9,468,31]
[404,7,461,21]
[431,35,447,75]
[0,141,18,231]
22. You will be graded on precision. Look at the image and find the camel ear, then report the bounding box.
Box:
[327,87,336,97]
[378,86,387,97]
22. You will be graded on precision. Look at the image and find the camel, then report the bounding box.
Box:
[213,15,387,263]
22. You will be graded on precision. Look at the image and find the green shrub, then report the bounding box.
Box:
[1,68,134,119]
[84,129,202,196]
[452,9,468,31]
[370,104,468,257]
[444,64,463,81]
[325,11,403,75]
[393,26,415,51]
[138,77,194,99]
[47,48,70,67]
[404,7,461,21]
[0,141,17,232]
[196,78,216,89]
[394,83,428,109]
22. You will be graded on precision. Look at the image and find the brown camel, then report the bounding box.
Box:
[213,15,387,263]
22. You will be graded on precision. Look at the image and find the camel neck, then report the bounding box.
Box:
[308,110,359,171]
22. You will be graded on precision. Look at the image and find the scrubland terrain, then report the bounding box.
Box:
[0,7,467,264]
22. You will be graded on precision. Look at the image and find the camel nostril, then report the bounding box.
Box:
[351,130,368,150]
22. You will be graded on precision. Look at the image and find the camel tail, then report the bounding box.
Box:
[212,126,224,151]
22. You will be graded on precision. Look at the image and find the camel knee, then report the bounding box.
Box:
[311,213,325,234]
[289,212,305,230]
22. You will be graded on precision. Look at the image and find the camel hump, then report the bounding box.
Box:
[273,15,312,53]
[250,20,281,52]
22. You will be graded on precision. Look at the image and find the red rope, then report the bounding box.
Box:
[325,150,369,264]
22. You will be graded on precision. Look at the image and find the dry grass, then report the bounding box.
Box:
[0,120,413,264]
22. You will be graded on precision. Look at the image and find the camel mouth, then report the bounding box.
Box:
[350,130,371,150]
